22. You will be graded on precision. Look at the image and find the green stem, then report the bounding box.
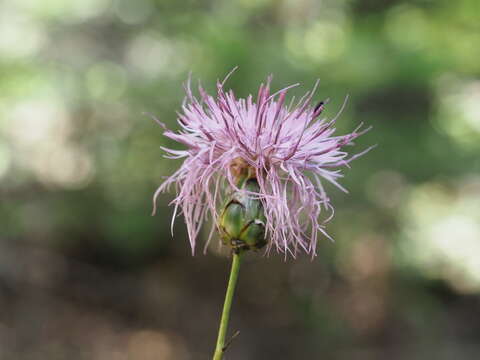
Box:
[213,252,242,360]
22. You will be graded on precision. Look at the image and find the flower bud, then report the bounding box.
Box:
[218,178,267,253]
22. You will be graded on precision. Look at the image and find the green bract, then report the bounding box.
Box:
[218,178,267,253]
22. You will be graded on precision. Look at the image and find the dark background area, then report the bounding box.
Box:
[1,0,480,359]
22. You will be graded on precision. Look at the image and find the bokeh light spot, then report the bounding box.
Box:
[115,0,153,25]
[0,3,46,59]
[125,33,188,78]
[86,62,128,100]
[432,74,480,151]
[400,178,480,293]
[385,4,429,52]
[304,21,348,62]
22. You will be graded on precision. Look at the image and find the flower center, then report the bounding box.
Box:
[229,157,256,182]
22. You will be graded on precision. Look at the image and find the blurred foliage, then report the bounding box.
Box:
[1,0,480,359]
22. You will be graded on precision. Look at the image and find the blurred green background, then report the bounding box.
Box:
[1,0,480,359]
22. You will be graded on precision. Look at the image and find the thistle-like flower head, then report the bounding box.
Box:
[153,69,373,257]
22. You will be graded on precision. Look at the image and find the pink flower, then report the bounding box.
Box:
[152,69,373,257]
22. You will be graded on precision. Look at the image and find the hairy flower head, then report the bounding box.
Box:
[152,69,373,257]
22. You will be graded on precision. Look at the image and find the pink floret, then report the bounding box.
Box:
[152,69,373,257]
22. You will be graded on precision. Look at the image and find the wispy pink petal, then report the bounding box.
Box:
[153,70,372,257]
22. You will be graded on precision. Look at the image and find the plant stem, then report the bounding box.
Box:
[213,252,242,360]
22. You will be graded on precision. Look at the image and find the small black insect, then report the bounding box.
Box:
[313,98,329,116]
[314,101,325,112]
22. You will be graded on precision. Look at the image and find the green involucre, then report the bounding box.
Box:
[218,178,267,253]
